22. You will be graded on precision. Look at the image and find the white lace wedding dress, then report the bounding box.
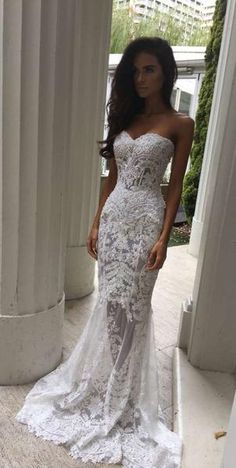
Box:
[16,130,183,467]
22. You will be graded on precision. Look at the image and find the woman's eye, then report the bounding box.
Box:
[134,68,154,75]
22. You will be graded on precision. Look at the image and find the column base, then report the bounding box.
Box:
[65,245,95,299]
[188,216,203,257]
[0,293,65,385]
[173,347,236,468]
[177,296,193,350]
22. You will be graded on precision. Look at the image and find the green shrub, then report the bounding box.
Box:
[182,0,227,224]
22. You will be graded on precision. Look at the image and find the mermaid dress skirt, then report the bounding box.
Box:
[15,130,183,467]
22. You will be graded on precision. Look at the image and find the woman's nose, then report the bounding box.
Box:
[137,72,145,83]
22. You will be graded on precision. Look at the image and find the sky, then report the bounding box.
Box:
[202,0,216,5]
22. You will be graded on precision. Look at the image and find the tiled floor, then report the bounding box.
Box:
[0,244,197,468]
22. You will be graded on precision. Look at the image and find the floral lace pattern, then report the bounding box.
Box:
[16,130,183,467]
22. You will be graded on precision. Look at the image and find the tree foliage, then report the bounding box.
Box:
[110,8,134,53]
[182,0,227,223]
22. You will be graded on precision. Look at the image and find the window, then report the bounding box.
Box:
[179,91,192,116]
[170,88,177,108]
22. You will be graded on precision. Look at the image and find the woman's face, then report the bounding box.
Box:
[133,51,164,99]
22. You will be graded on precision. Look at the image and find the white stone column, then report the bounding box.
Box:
[221,392,236,468]
[65,0,112,299]
[0,0,74,384]
[178,0,236,372]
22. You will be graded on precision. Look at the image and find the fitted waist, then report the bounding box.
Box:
[106,182,166,216]
[115,180,163,197]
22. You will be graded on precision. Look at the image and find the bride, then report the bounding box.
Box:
[16,36,194,468]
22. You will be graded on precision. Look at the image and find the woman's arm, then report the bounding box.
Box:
[158,116,195,245]
[87,157,118,260]
[92,157,118,228]
[145,116,194,271]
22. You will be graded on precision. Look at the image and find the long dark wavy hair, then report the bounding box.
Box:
[98,36,178,160]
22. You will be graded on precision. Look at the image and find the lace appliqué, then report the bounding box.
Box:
[15,130,182,467]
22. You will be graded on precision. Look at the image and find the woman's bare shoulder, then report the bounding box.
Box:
[170,111,195,138]
[171,111,194,125]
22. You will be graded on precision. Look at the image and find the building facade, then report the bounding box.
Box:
[115,0,216,38]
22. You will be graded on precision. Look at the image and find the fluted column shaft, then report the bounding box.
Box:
[0,0,75,384]
[178,0,236,372]
[65,0,112,299]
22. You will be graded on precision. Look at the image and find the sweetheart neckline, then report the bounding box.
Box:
[122,130,175,150]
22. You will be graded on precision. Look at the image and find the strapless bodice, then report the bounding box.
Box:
[114,130,174,193]
[101,130,174,225]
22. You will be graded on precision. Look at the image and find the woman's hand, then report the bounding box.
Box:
[87,224,99,260]
[145,239,168,271]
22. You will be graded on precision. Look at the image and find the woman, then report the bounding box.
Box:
[16,37,194,468]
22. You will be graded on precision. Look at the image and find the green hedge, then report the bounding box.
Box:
[182,0,227,224]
